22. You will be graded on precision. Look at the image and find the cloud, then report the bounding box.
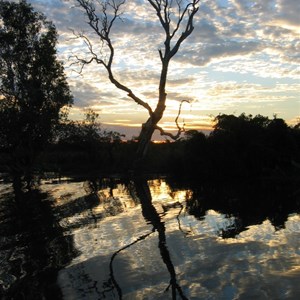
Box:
[28,0,299,67]
[192,19,220,42]
[69,81,120,108]
[177,40,263,66]
[277,0,300,26]
[23,0,299,134]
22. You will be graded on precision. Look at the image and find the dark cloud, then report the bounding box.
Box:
[30,0,87,32]
[192,19,220,43]
[27,0,299,72]
[71,82,116,107]
[177,40,263,66]
[101,124,140,139]
[114,17,161,36]
[277,0,300,26]
[167,78,196,86]
[277,42,300,64]
[263,25,293,39]
[164,92,190,102]
[142,91,157,99]
[119,70,160,85]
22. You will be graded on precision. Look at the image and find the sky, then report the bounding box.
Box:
[26,0,299,139]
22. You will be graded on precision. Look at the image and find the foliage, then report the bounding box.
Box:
[0,0,73,180]
[2,109,298,179]
[40,110,125,173]
[54,109,101,145]
[183,114,300,179]
[54,109,124,145]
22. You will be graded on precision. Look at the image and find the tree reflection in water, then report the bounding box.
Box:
[57,177,299,299]
[104,178,188,300]
[104,230,154,299]
[134,179,188,299]
[177,178,300,238]
[0,184,78,299]
[5,176,297,299]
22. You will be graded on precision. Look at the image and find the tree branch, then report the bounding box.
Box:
[74,0,153,116]
[106,67,153,114]
[149,0,199,61]
[155,99,189,140]
[169,1,199,59]
[150,0,199,125]
[73,0,199,151]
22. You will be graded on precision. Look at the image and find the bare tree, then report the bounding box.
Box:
[73,0,200,168]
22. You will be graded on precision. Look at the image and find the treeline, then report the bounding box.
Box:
[179,114,300,179]
[2,113,298,179]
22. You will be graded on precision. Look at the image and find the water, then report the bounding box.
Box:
[0,176,299,299]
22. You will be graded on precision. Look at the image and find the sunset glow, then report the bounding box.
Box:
[27,0,299,139]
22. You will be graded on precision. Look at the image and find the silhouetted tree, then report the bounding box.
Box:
[54,109,102,146]
[73,0,200,169]
[182,114,300,179]
[0,0,73,186]
[38,109,125,173]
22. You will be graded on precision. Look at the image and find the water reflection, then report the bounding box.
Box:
[104,230,154,299]
[0,184,77,299]
[132,178,188,299]
[1,176,299,299]
[179,178,300,238]
[54,177,299,299]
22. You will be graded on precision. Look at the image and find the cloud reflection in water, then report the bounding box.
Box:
[42,178,300,299]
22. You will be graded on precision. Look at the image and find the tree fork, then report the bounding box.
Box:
[74,0,200,172]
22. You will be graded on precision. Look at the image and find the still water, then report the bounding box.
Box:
[1,176,300,299]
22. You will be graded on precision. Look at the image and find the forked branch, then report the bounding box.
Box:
[150,0,199,142]
[155,99,190,140]
[73,0,200,153]
[148,0,200,61]
[74,0,153,115]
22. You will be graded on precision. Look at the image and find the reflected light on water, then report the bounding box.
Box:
[45,178,299,299]
[149,179,192,204]
[2,177,298,299]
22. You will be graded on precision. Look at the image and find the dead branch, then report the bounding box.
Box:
[74,0,153,116]
[73,0,200,158]
[155,99,190,140]
[148,0,200,61]
[150,0,199,141]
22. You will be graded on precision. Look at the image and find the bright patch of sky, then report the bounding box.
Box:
[27,0,299,139]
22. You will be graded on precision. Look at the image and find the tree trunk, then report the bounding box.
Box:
[136,119,155,157]
[134,101,166,171]
[133,118,155,171]
[74,0,199,174]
